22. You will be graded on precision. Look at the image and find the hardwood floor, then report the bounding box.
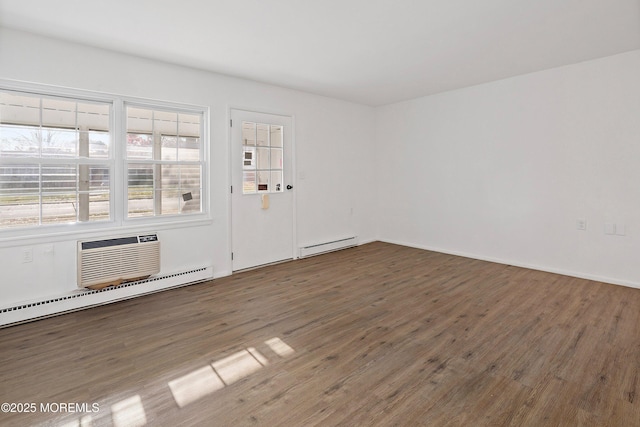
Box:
[1,241,640,426]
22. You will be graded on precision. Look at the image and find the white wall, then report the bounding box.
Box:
[0,28,377,306]
[3,28,638,310]
[376,50,640,287]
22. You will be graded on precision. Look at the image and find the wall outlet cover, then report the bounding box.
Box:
[605,223,616,235]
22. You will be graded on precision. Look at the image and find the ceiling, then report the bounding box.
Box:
[1,0,639,106]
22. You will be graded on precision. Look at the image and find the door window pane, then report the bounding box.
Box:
[257,171,269,192]
[270,125,283,147]
[241,121,284,195]
[271,171,283,192]
[271,148,283,170]
[243,171,256,193]
[243,147,255,169]
[256,123,269,146]
[257,147,270,169]
[242,122,256,146]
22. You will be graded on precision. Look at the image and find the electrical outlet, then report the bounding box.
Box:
[605,223,616,235]
[576,218,586,231]
[22,248,33,263]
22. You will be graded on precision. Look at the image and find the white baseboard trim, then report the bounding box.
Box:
[0,266,213,328]
[213,269,231,279]
[299,236,358,258]
[379,238,640,290]
[358,238,377,245]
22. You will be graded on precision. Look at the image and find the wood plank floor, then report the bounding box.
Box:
[1,241,640,426]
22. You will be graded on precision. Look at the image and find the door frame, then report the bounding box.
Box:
[227,106,298,272]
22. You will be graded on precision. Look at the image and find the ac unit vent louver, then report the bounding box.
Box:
[78,234,160,289]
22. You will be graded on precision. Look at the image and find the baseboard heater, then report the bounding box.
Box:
[299,236,358,258]
[78,234,160,289]
[0,266,213,328]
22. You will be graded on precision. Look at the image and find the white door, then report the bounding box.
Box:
[231,109,294,271]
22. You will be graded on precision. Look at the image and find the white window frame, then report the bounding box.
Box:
[123,101,207,221]
[0,80,210,244]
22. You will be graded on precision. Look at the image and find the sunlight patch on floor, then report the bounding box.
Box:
[59,415,93,427]
[265,337,295,357]
[111,395,147,427]
[212,348,265,385]
[168,365,225,408]
[166,337,295,409]
[248,346,269,365]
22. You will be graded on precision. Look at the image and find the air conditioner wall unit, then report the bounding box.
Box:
[78,234,160,289]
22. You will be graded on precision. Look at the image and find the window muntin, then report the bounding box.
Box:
[0,86,208,233]
[242,121,283,194]
[125,106,203,218]
[0,90,112,229]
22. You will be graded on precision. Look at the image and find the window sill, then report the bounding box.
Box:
[0,214,214,248]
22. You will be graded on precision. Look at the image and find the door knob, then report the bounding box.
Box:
[286,185,293,190]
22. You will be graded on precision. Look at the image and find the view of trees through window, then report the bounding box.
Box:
[0,91,111,228]
[0,89,205,230]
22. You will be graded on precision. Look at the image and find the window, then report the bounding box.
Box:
[126,106,203,217]
[0,86,207,232]
[241,121,283,194]
[0,90,111,228]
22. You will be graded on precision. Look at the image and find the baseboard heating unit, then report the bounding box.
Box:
[0,266,212,328]
[299,236,358,258]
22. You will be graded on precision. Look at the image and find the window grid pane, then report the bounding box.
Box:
[42,193,77,224]
[242,122,284,194]
[125,105,204,218]
[0,88,206,230]
[0,89,113,229]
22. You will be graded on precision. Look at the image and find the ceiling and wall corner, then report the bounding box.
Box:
[0,0,640,306]
[0,0,638,106]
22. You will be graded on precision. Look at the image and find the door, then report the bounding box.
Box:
[231,109,294,271]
